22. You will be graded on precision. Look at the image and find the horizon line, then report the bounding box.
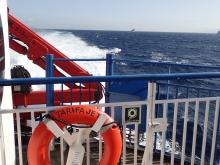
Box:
[34,27,217,34]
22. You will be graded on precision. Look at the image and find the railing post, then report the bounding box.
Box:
[154,84,160,151]
[166,65,171,99]
[46,54,54,106]
[214,109,220,164]
[106,53,113,76]
[105,54,113,115]
[142,82,156,165]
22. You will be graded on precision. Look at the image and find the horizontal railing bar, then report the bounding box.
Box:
[88,100,148,108]
[155,96,220,104]
[0,100,148,115]
[0,106,62,114]
[157,82,220,92]
[53,58,106,61]
[1,72,220,86]
[51,57,220,69]
[114,59,220,69]
[1,96,219,115]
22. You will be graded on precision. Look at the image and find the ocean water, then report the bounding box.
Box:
[10,30,220,164]
[10,30,220,76]
[69,30,220,64]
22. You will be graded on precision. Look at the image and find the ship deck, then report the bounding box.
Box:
[1,57,220,165]
[49,142,173,165]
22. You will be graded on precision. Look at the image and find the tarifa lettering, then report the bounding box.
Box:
[55,107,100,118]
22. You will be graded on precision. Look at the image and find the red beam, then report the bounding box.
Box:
[13,89,102,107]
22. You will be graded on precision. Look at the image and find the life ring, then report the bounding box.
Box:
[27,105,122,165]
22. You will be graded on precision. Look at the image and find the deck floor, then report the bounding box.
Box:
[49,142,173,165]
[17,139,174,165]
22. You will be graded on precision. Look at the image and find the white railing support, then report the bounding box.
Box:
[0,93,220,165]
[142,82,156,165]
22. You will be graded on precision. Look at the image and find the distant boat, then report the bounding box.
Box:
[130,29,135,32]
[217,31,220,35]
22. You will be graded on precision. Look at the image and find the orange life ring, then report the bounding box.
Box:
[27,105,122,165]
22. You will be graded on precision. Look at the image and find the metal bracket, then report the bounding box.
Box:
[148,118,167,132]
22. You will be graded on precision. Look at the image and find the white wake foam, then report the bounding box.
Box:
[10,30,121,90]
[10,30,121,76]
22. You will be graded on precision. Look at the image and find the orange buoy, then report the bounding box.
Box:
[27,105,122,165]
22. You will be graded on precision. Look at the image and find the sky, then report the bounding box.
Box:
[7,0,220,33]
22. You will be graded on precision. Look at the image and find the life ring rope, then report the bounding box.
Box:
[42,112,117,130]
[43,113,112,145]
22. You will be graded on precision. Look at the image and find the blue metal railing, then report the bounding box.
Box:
[46,54,220,163]
[1,54,220,164]
[157,82,220,99]
[44,54,220,165]
[50,54,220,70]
[1,72,220,86]
[53,58,106,62]
[46,54,54,106]
[0,71,219,86]
[114,58,220,69]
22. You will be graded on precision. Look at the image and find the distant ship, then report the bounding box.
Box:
[217,31,220,35]
[130,29,135,32]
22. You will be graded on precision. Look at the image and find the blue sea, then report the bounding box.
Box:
[64,30,220,164]
[11,30,220,164]
[69,30,220,64]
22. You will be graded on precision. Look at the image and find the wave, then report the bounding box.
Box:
[150,52,189,64]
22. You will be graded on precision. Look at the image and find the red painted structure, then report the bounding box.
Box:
[8,12,103,107]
